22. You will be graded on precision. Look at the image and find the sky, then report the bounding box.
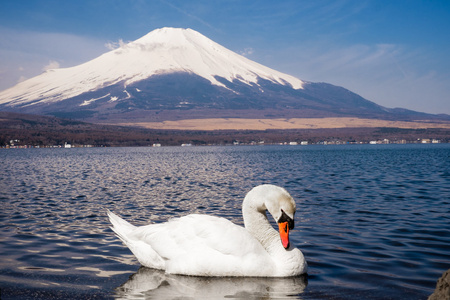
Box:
[0,0,449,114]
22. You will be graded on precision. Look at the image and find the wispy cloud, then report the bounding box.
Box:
[240,48,254,57]
[42,60,60,71]
[159,0,219,32]
[0,27,106,91]
[105,39,128,50]
[266,41,449,114]
[17,75,27,83]
[274,42,410,84]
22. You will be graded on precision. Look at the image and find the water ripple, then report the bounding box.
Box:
[1,144,449,299]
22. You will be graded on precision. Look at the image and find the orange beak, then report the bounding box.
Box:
[278,221,290,249]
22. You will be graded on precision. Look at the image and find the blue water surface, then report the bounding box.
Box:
[1,144,449,299]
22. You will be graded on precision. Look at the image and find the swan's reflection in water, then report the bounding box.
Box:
[115,267,308,299]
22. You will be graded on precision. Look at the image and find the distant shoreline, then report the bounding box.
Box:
[1,112,449,147]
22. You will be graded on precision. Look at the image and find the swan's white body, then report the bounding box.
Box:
[107,184,307,277]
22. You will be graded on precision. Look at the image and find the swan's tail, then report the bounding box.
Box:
[106,210,165,270]
[107,209,136,245]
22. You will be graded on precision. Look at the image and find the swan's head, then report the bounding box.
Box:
[245,184,296,249]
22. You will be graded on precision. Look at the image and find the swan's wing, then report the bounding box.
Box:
[130,214,275,276]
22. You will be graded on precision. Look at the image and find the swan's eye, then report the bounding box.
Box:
[278,210,294,230]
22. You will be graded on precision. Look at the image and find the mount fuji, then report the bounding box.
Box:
[0,27,444,123]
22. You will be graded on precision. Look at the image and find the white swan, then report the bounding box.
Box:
[107,184,307,277]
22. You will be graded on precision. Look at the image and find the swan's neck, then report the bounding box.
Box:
[242,198,280,254]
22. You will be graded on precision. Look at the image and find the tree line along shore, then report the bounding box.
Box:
[1,112,448,148]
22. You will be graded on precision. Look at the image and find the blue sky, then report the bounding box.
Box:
[0,0,449,114]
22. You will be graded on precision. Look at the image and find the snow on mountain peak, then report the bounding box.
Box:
[0,27,304,107]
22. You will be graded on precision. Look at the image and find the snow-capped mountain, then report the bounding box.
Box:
[0,27,441,122]
[0,28,302,107]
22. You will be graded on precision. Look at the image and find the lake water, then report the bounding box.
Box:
[1,144,449,299]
